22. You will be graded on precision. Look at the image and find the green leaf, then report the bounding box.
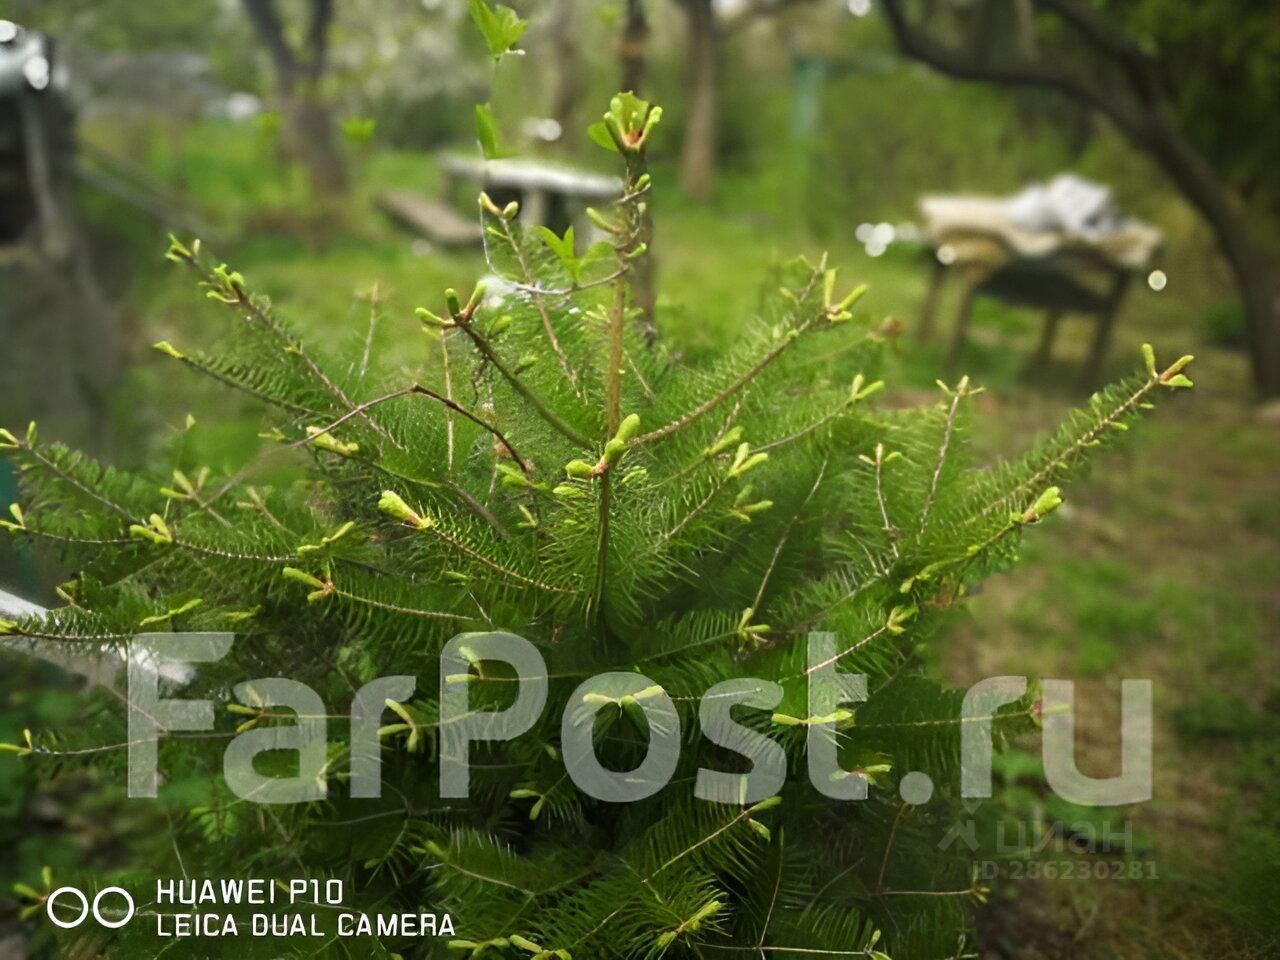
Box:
[535,225,589,282]
[468,0,527,59]
[340,117,377,145]
[282,567,327,591]
[600,91,663,152]
[609,92,650,137]
[587,120,619,153]
[534,225,573,263]
[139,598,204,627]
[582,240,614,271]
[1141,342,1157,378]
[475,103,505,160]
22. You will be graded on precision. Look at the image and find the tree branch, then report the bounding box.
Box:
[298,384,531,473]
[241,0,300,94]
[454,319,592,448]
[305,0,334,80]
[878,0,1153,146]
[1035,0,1162,107]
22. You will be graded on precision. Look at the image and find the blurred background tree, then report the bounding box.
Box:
[880,0,1280,396]
[240,0,348,193]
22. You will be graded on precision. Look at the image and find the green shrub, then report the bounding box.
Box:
[0,72,1195,960]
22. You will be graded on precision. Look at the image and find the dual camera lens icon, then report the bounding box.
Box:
[46,886,135,929]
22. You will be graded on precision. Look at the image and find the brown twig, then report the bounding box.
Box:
[296,384,531,473]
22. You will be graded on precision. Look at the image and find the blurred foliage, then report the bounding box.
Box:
[5,0,226,51]
[1199,298,1246,350]
[1111,0,1280,223]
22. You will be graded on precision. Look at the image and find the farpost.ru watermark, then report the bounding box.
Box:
[32,629,1156,935]
[125,631,1153,809]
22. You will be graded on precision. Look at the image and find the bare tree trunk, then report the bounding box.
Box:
[282,97,347,195]
[620,0,649,94]
[17,93,70,258]
[679,0,719,200]
[9,89,120,446]
[546,0,584,133]
[1222,238,1280,397]
[241,0,348,196]
[1134,119,1280,395]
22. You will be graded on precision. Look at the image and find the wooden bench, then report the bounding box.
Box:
[375,190,482,246]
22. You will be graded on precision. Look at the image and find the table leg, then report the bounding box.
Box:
[918,258,947,342]
[520,188,548,227]
[946,276,979,373]
[1034,308,1064,366]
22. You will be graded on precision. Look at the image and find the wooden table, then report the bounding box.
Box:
[437,153,623,236]
[916,195,1162,384]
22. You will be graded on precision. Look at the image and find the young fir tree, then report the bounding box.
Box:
[0,93,1194,960]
